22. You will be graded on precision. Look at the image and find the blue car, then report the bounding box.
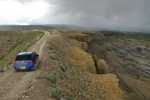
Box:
[13,52,39,71]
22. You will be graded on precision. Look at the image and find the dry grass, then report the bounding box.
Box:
[59,72,125,100]
[67,47,96,73]
[0,31,44,70]
[86,73,125,100]
[0,31,21,59]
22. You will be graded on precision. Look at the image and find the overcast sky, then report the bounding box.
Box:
[0,0,150,31]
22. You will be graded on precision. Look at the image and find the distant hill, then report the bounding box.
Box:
[0,25,87,31]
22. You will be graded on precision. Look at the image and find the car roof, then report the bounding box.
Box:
[17,52,33,56]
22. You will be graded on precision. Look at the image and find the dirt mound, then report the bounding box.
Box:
[97,59,110,74]
[87,73,125,100]
[67,47,96,73]
[59,72,125,100]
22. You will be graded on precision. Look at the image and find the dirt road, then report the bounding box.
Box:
[0,31,55,100]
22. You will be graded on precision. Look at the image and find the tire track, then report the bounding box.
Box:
[0,31,54,100]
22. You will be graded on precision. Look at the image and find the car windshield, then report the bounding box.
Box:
[16,54,32,61]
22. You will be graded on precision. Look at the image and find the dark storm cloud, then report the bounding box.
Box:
[47,0,150,31]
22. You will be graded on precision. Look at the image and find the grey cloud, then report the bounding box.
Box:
[46,0,150,31]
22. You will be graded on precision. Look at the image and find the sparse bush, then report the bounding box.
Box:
[49,87,61,99]
[47,73,57,83]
